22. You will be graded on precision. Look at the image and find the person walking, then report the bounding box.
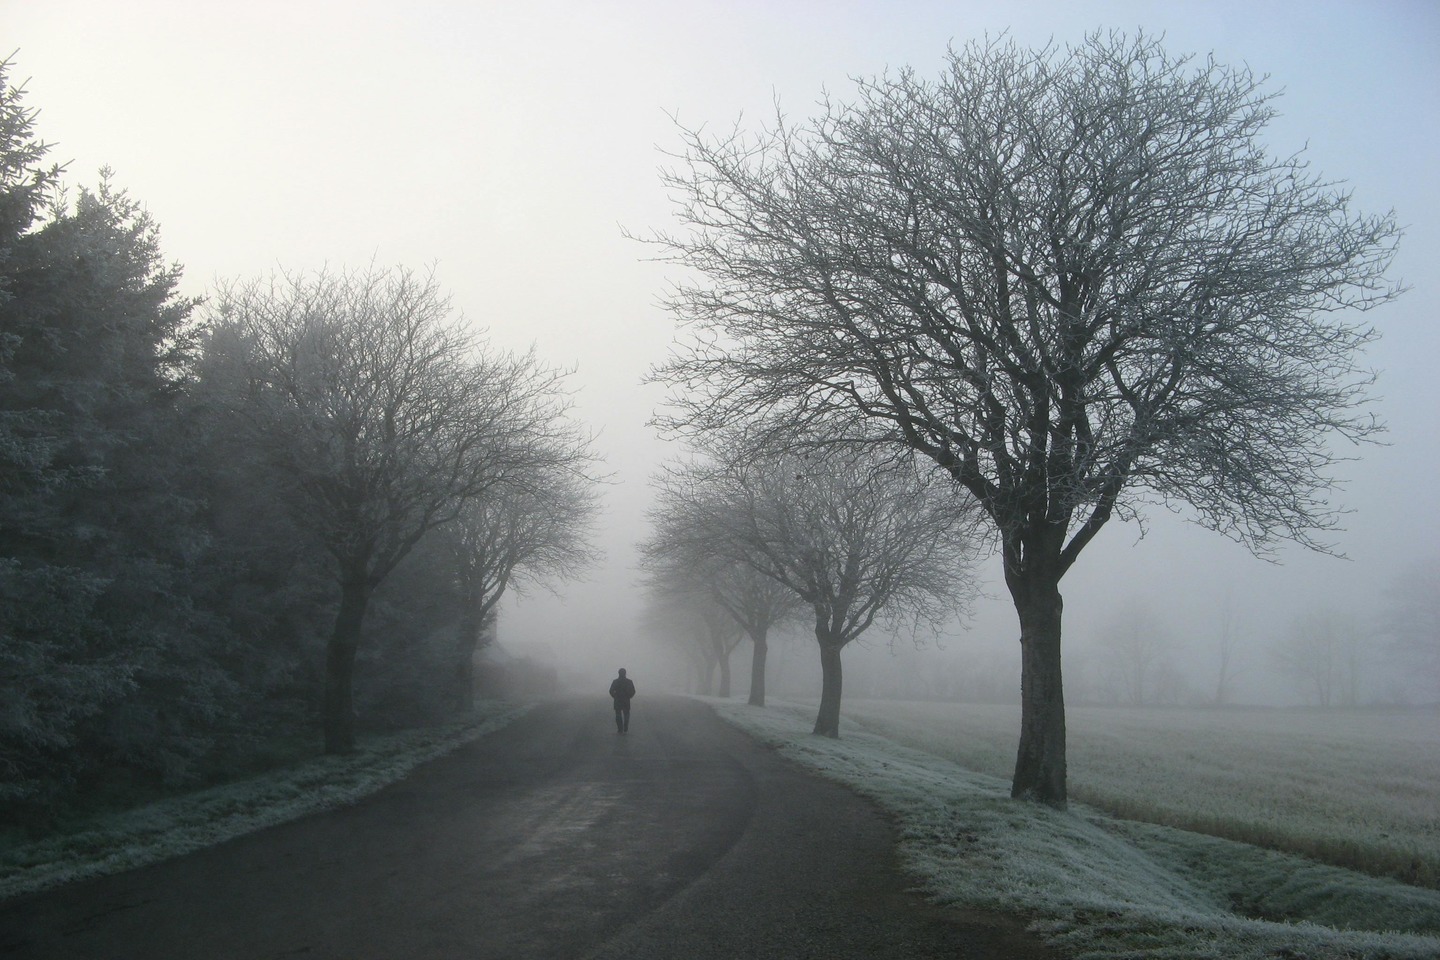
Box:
[609,668,636,733]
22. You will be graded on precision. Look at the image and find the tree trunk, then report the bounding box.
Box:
[748,631,768,706]
[452,606,482,714]
[323,576,372,754]
[1010,576,1067,806]
[813,640,843,738]
[716,636,732,698]
[698,654,716,696]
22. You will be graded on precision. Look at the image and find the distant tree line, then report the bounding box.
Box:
[1076,590,1436,709]
[639,427,983,737]
[0,60,599,824]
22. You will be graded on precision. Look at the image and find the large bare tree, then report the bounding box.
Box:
[647,34,1402,803]
[206,265,586,752]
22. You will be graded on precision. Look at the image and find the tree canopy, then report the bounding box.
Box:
[649,33,1402,802]
[648,435,979,735]
[204,265,596,752]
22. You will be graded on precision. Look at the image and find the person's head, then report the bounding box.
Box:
[618,668,627,678]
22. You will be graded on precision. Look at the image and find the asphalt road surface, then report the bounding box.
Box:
[0,696,1059,959]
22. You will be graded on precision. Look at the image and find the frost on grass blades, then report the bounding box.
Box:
[0,702,533,901]
[839,701,1440,888]
[707,698,1440,960]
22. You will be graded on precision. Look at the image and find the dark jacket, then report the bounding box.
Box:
[609,677,636,703]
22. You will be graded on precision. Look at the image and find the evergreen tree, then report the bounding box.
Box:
[0,59,233,811]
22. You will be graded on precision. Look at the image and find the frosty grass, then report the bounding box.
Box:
[709,697,1440,960]
[0,701,533,901]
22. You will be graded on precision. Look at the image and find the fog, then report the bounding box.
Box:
[11,0,1437,707]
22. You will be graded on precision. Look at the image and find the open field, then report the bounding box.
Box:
[710,697,1440,960]
[836,700,1440,888]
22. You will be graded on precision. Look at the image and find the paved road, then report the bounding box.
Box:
[0,696,1058,959]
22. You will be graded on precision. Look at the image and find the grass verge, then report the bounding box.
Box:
[0,700,533,902]
[839,699,1440,889]
[707,697,1440,960]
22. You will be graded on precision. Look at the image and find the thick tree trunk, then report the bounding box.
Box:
[323,576,372,754]
[1009,576,1067,806]
[748,631,768,706]
[812,641,843,738]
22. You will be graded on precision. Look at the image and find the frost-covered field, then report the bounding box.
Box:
[0,701,532,901]
[709,698,1440,960]
[838,700,1440,886]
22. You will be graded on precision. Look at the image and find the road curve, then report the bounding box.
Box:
[0,696,1058,959]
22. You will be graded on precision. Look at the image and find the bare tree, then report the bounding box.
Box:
[646,34,1401,803]
[710,560,801,706]
[440,456,601,713]
[1384,557,1440,700]
[1270,608,1364,708]
[1097,600,1176,706]
[1212,596,1244,706]
[643,462,804,706]
[640,568,745,697]
[205,265,585,752]
[681,438,980,737]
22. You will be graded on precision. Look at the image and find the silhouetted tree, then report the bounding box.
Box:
[1096,600,1179,706]
[643,465,803,706]
[649,34,1402,802]
[1211,598,1244,706]
[1270,608,1365,707]
[640,570,744,697]
[438,458,600,713]
[204,266,586,752]
[661,436,979,736]
[1384,558,1440,701]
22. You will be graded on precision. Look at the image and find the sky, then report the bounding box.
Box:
[7,0,1438,704]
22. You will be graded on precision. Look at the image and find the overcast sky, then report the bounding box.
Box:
[8,0,1438,702]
